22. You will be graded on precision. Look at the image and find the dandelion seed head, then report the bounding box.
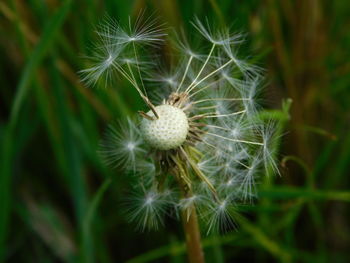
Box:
[140,105,189,150]
[83,15,282,233]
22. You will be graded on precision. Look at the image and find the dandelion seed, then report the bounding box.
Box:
[126,190,173,231]
[192,17,244,46]
[205,198,236,234]
[99,119,145,172]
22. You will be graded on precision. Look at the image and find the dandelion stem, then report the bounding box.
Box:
[173,154,205,263]
[181,205,205,263]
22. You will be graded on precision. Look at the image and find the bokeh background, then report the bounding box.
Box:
[1,0,350,262]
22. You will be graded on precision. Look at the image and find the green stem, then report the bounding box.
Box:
[173,154,205,263]
[181,204,205,263]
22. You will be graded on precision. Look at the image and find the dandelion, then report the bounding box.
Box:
[82,15,280,263]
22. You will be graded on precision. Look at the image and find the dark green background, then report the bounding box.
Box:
[1,0,349,262]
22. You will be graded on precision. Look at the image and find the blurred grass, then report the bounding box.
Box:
[1,0,350,262]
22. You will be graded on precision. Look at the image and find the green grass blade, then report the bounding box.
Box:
[0,1,72,261]
[260,187,350,202]
[82,178,112,263]
[9,0,72,128]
